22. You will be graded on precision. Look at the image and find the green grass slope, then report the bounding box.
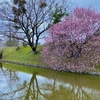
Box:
[2,45,45,66]
[2,45,100,72]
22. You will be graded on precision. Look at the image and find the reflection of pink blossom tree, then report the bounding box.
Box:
[42,7,100,73]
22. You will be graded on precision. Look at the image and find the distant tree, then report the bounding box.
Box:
[5,38,19,47]
[50,4,69,24]
[42,7,100,73]
[0,0,70,53]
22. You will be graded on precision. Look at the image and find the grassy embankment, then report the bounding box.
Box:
[1,45,100,72]
[2,45,45,66]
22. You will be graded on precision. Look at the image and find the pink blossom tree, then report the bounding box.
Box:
[42,7,100,73]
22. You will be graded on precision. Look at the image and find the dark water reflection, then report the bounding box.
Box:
[0,63,100,100]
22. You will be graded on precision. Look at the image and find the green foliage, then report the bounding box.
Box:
[21,7,26,13]
[12,6,26,16]
[13,25,21,30]
[13,0,18,4]
[12,0,26,18]
[39,2,47,8]
[13,0,26,5]
[51,4,69,24]
[13,17,18,23]
[20,0,26,4]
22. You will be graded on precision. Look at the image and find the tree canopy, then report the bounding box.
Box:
[0,0,70,53]
[42,7,100,73]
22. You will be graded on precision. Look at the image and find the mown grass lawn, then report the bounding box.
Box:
[2,45,45,66]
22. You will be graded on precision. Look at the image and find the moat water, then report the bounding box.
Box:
[0,63,100,100]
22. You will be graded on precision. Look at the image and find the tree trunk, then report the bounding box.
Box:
[0,51,3,59]
[32,47,37,54]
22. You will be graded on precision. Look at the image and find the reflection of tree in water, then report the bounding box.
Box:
[41,79,99,100]
[24,72,45,100]
[0,67,100,100]
[0,64,19,100]
[0,72,45,100]
[0,63,2,68]
[0,66,19,86]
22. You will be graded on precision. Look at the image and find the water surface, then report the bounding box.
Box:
[0,63,100,100]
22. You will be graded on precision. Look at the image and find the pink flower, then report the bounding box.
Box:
[42,7,100,73]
